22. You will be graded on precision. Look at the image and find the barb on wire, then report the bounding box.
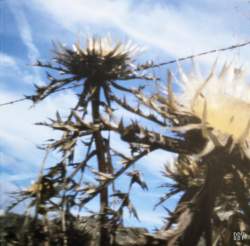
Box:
[1,40,250,108]
[0,97,27,107]
[139,40,250,70]
[0,83,82,107]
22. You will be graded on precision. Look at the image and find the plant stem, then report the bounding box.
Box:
[91,85,110,246]
[180,152,225,246]
[43,213,50,246]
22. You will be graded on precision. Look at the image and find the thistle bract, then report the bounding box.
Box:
[54,36,141,82]
[169,61,250,158]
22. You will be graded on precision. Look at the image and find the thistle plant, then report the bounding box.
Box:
[6,34,250,246]
[10,36,157,246]
[117,61,250,245]
[159,61,250,245]
[159,154,250,246]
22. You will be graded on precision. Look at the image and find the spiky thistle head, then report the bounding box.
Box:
[53,35,142,82]
[166,60,250,158]
[29,35,149,102]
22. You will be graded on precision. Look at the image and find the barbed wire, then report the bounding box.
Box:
[0,83,82,107]
[1,40,250,108]
[0,97,27,107]
[149,40,250,69]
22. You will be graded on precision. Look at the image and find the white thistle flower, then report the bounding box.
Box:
[53,35,144,82]
[168,60,250,158]
[72,35,142,58]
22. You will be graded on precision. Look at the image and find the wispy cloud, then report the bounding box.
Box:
[26,0,250,65]
[9,1,39,62]
[8,0,41,84]
[0,53,17,67]
[0,89,77,166]
[0,52,37,86]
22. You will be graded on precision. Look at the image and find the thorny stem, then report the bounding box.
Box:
[61,207,68,246]
[61,158,70,246]
[91,85,110,246]
[180,150,226,246]
[35,149,50,221]
[43,213,50,246]
[81,149,151,205]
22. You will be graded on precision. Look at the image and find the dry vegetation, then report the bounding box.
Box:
[1,37,250,246]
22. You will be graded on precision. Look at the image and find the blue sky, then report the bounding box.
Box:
[1,0,250,230]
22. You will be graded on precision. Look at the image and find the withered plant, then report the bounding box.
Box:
[9,36,158,246]
[117,62,250,245]
[6,36,250,246]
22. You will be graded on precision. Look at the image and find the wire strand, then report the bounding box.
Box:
[0,97,27,107]
[148,40,250,69]
[1,40,250,107]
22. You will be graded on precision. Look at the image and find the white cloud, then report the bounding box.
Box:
[24,0,250,65]
[0,53,21,85]
[0,53,17,67]
[0,52,37,86]
[8,0,42,84]
[0,89,77,166]
[9,1,40,63]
